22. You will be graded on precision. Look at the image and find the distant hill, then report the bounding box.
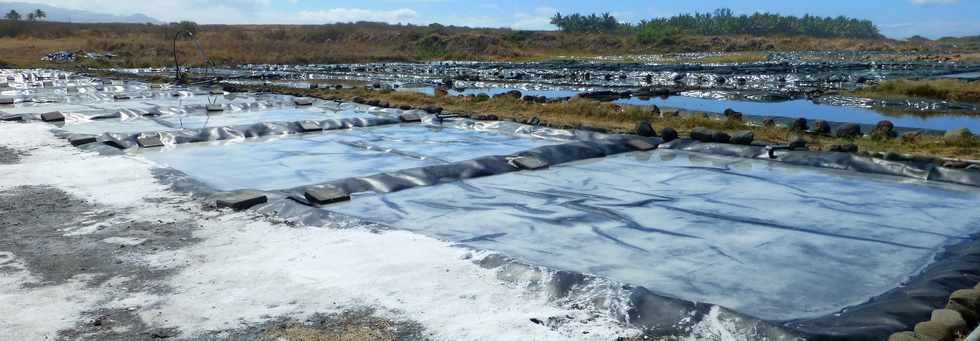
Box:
[0,2,160,24]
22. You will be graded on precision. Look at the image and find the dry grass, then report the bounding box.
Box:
[852,79,980,103]
[263,85,980,160]
[262,324,396,341]
[0,21,971,67]
[698,52,770,64]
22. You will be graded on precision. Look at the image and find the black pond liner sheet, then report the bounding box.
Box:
[134,120,577,192]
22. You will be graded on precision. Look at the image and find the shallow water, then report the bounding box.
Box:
[138,124,562,191]
[617,95,980,132]
[403,86,980,131]
[326,149,980,321]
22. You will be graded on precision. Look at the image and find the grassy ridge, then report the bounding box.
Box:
[248,84,980,160]
[851,79,980,103]
[0,21,964,68]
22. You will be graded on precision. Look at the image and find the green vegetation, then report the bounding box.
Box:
[634,8,881,39]
[550,8,881,39]
[851,79,980,103]
[4,10,20,21]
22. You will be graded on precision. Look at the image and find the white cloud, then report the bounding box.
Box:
[510,6,556,31]
[296,8,418,23]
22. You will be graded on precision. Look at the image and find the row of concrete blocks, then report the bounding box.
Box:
[890,284,980,341]
[215,137,657,211]
[72,112,423,150]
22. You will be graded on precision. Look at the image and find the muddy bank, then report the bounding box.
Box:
[0,145,24,164]
[205,309,429,341]
[0,185,202,340]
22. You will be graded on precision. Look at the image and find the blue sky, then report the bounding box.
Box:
[12,0,980,38]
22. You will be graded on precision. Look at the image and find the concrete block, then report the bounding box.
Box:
[68,135,98,146]
[42,81,54,87]
[113,94,131,100]
[0,97,14,105]
[216,191,268,211]
[1,114,23,122]
[137,135,164,148]
[512,156,549,170]
[399,113,422,123]
[294,98,314,106]
[298,121,322,132]
[40,112,65,122]
[149,83,163,89]
[304,186,350,205]
[626,139,657,151]
[206,104,224,112]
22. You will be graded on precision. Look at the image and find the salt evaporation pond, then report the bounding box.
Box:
[401,86,980,132]
[140,124,564,191]
[326,149,980,321]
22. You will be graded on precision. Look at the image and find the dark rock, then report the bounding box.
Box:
[872,120,897,139]
[791,118,808,131]
[215,191,267,211]
[762,118,776,128]
[731,131,754,145]
[351,96,367,104]
[494,90,522,100]
[942,160,970,169]
[835,124,862,138]
[723,108,743,121]
[512,156,548,170]
[366,99,381,107]
[398,105,413,110]
[399,113,422,123]
[635,121,657,137]
[577,90,626,102]
[690,127,716,142]
[294,98,314,106]
[713,131,731,144]
[788,136,807,149]
[650,105,661,116]
[812,120,831,135]
[526,117,541,126]
[660,128,679,142]
[0,97,15,105]
[40,111,65,122]
[830,144,859,153]
[304,186,351,205]
[113,94,131,100]
[422,106,443,114]
[69,135,98,146]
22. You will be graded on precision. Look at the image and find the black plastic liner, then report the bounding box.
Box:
[660,139,980,188]
[90,116,403,150]
[125,117,980,340]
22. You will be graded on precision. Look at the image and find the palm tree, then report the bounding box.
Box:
[4,10,20,21]
[33,9,46,21]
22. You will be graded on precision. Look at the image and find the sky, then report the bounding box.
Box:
[4,0,979,39]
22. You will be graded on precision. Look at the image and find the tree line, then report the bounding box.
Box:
[550,8,882,39]
[4,9,47,21]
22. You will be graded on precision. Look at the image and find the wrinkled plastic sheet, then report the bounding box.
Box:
[323,150,980,326]
[661,139,980,187]
[138,123,568,191]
